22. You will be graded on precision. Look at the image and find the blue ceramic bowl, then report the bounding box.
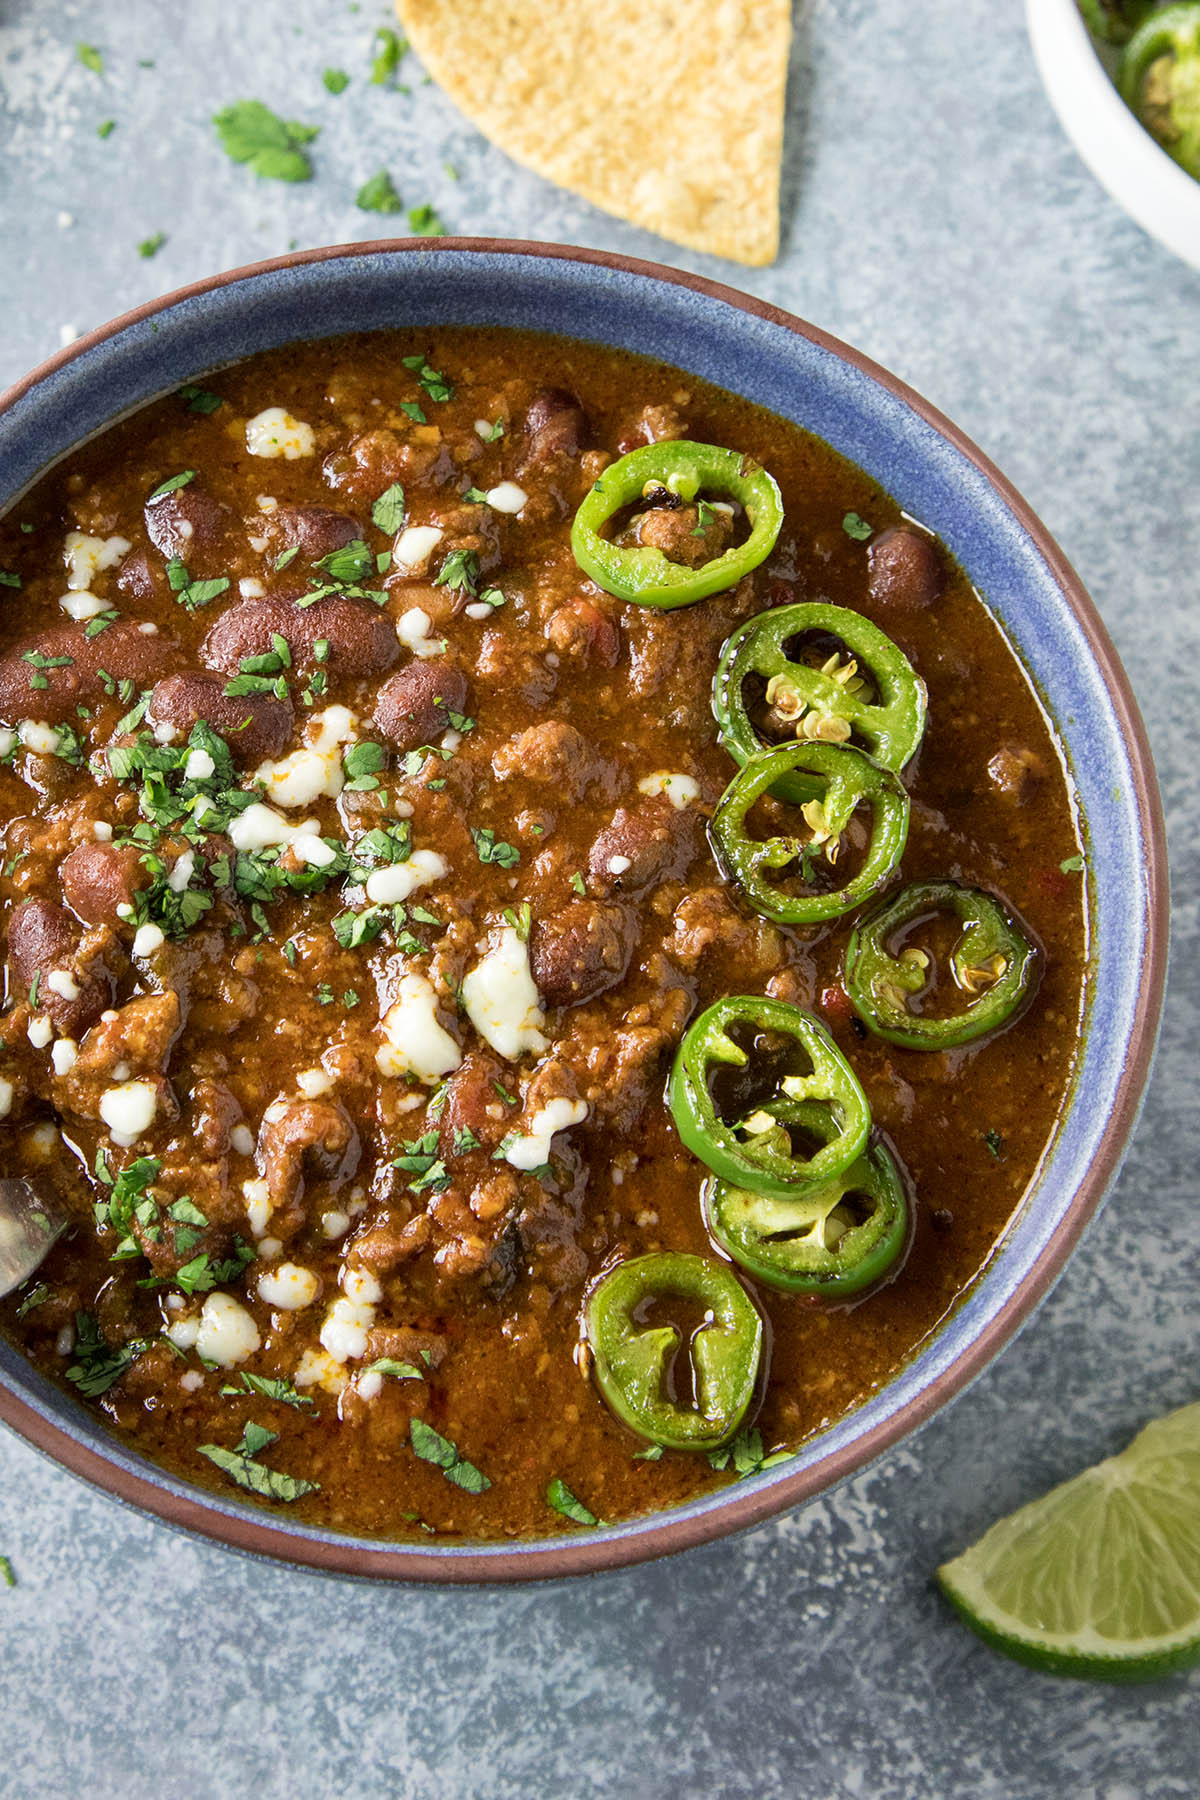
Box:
[0,242,1168,1582]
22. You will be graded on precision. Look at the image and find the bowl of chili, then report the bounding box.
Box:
[0,241,1167,1581]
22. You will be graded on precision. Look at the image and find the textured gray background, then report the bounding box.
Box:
[0,2,1197,1795]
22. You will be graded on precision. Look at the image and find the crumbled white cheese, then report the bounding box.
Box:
[63,530,130,591]
[376,972,462,1084]
[27,1121,59,1156]
[167,850,195,893]
[462,925,548,1061]
[92,821,113,841]
[257,1236,283,1262]
[18,721,61,756]
[132,923,165,958]
[99,1079,158,1145]
[637,770,701,810]
[295,1347,348,1395]
[228,801,332,868]
[137,623,159,635]
[356,1369,385,1402]
[485,481,527,515]
[320,1296,375,1365]
[254,705,356,809]
[256,494,278,513]
[608,855,633,875]
[465,602,494,622]
[0,728,14,758]
[474,418,497,439]
[238,577,266,598]
[391,525,443,574]
[184,747,215,781]
[247,536,269,554]
[245,406,315,459]
[152,720,179,746]
[230,1124,255,1157]
[364,847,447,905]
[180,1369,205,1393]
[195,1291,261,1367]
[27,1016,53,1049]
[46,969,80,1001]
[257,1263,319,1311]
[0,1079,12,1118]
[59,590,112,622]
[504,1097,589,1171]
[243,1177,271,1238]
[321,1209,351,1240]
[396,606,446,660]
[50,1038,77,1076]
[296,1068,332,1098]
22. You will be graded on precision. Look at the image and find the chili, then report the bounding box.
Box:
[570,440,783,607]
[668,996,871,1199]
[711,741,909,925]
[1079,0,1157,45]
[584,1252,763,1451]
[713,601,926,802]
[843,880,1039,1049]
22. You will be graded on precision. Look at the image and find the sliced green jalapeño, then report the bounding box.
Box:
[570,440,783,608]
[1118,5,1200,178]
[844,880,1039,1050]
[668,996,871,1200]
[584,1252,763,1451]
[713,602,927,803]
[703,1122,908,1300]
[711,741,909,926]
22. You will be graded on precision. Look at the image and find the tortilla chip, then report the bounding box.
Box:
[398,0,791,266]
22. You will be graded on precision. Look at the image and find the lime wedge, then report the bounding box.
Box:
[937,1400,1200,1681]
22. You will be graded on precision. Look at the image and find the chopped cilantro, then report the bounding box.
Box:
[84,611,119,638]
[138,232,167,260]
[370,27,407,84]
[707,1427,791,1478]
[165,554,230,612]
[546,1477,600,1526]
[492,1079,519,1107]
[356,168,403,214]
[434,548,480,596]
[220,1371,315,1410]
[471,827,520,869]
[399,399,427,424]
[212,100,318,183]
[1059,854,1085,874]
[65,1313,151,1397]
[401,354,453,404]
[76,42,104,74]
[484,418,505,443]
[274,545,300,570]
[197,1428,319,1502]
[369,1358,425,1381]
[148,469,196,501]
[983,1128,1004,1159]
[502,902,532,941]
[570,871,586,896]
[463,486,488,506]
[409,1417,491,1492]
[316,538,375,582]
[633,1443,664,1461]
[0,1556,13,1588]
[691,498,716,537]
[372,482,405,535]
[323,67,350,94]
[0,571,21,589]
[179,383,222,414]
[408,203,446,238]
[477,587,506,610]
[842,511,873,542]
[342,739,387,791]
[451,1126,482,1155]
[15,1281,51,1319]
[97,118,116,139]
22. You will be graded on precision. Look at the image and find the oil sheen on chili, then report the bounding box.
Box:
[0,330,1087,1540]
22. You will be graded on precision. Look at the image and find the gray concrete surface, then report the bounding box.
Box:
[1,2,1198,1795]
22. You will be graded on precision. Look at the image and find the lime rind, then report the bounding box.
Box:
[936,1401,1200,1681]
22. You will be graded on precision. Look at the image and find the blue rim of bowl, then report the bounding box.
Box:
[0,240,1169,1583]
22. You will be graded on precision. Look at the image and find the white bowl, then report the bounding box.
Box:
[1027,0,1200,269]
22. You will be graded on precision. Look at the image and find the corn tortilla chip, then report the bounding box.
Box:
[398,0,791,266]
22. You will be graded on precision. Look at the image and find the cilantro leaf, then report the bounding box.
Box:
[371,27,407,85]
[1059,854,1085,874]
[356,169,403,214]
[410,1418,491,1492]
[148,469,196,501]
[368,1358,425,1381]
[138,232,167,260]
[983,1128,1004,1159]
[197,1440,319,1502]
[77,42,103,75]
[179,384,222,415]
[372,483,405,535]
[433,548,480,596]
[213,100,318,183]
[842,511,873,542]
[323,68,350,95]
[546,1477,600,1527]
[408,203,446,238]
[471,827,520,869]
[15,1281,51,1319]
[65,1313,150,1397]
[221,1371,315,1409]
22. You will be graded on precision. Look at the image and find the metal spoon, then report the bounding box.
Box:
[0,1179,67,1299]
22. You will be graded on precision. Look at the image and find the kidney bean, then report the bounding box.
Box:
[264,505,363,562]
[530,901,635,1008]
[149,670,294,765]
[144,481,235,572]
[374,660,468,753]
[7,899,114,1037]
[0,621,177,725]
[201,595,398,678]
[588,798,701,894]
[115,550,161,602]
[522,389,587,467]
[60,842,149,927]
[867,527,944,613]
